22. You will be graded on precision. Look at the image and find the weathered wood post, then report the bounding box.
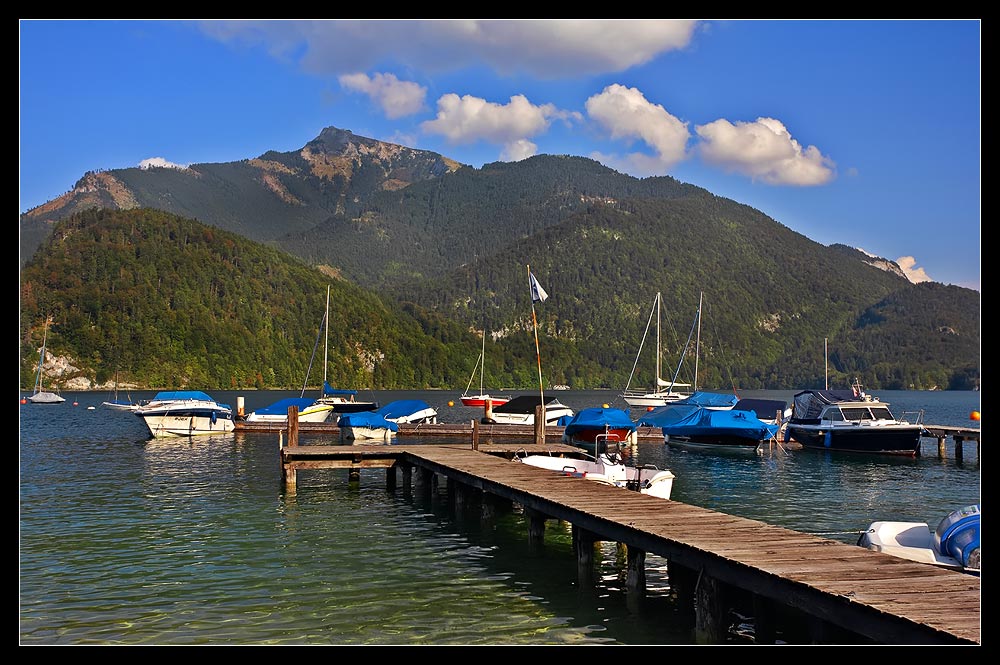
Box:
[937,435,947,458]
[484,398,494,422]
[287,405,299,447]
[472,419,480,450]
[955,436,964,463]
[572,525,597,587]
[535,405,545,444]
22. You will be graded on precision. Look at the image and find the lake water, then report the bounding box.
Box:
[19,389,980,645]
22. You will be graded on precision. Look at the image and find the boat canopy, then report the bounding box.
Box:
[253,397,319,416]
[151,390,218,402]
[375,400,431,420]
[492,395,563,414]
[675,391,739,408]
[791,389,860,420]
[338,411,399,431]
[564,407,637,433]
[732,398,788,421]
[323,382,358,396]
[637,404,702,428]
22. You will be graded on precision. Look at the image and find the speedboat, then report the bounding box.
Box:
[315,384,379,413]
[514,450,675,500]
[784,380,924,455]
[374,399,438,425]
[561,407,637,452]
[135,390,235,438]
[244,397,334,423]
[338,411,399,443]
[483,395,574,426]
[858,505,980,574]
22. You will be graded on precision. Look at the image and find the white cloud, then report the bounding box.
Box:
[421,93,578,160]
[695,117,835,186]
[584,84,691,176]
[139,157,187,171]
[201,19,698,78]
[896,256,933,284]
[338,72,427,119]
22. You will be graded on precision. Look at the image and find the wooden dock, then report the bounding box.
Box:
[279,442,980,645]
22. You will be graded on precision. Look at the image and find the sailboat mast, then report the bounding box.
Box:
[323,285,330,391]
[655,292,661,387]
[480,329,486,395]
[694,292,703,392]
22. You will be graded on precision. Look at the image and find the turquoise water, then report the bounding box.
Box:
[19,389,980,645]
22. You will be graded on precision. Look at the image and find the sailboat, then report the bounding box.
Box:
[28,317,66,404]
[311,286,378,413]
[460,328,510,407]
[621,292,692,408]
[102,370,138,410]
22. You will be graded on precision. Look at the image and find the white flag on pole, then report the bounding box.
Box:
[529,272,548,303]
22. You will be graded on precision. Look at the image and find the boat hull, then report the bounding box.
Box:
[623,392,690,408]
[664,435,764,454]
[245,405,334,423]
[786,424,923,455]
[460,395,511,408]
[141,412,235,437]
[563,427,636,452]
[339,427,395,443]
[28,391,66,404]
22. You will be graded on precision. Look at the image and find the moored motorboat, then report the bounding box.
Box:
[857,505,980,574]
[135,390,235,438]
[514,450,675,500]
[316,384,379,413]
[245,397,334,423]
[784,380,924,455]
[484,395,574,426]
[639,404,780,453]
[374,399,438,425]
[561,407,637,452]
[338,411,399,443]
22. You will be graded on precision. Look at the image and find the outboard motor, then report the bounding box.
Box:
[934,504,980,570]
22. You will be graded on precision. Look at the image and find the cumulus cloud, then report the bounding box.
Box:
[895,256,933,284]
[339,72,427,119]
[139,157,187,171]
[695,117,835,186]
[421,93,579,161]
[585,84,690,176]
[201,19,698,78]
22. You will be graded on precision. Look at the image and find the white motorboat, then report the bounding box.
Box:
[514,450,675,500]
[135,390,235,438]
[484,395,574,426]
[338,411,399,443]
[374,399,438,425]
[858,504,980,574]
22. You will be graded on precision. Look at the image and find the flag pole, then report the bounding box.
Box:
[528,265,545,420]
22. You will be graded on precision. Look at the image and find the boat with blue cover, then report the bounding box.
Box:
[374,399,438,424]
[245,397,334,423]
[338,410,399,443]
[562,407,637,453]
[639,403,780,453]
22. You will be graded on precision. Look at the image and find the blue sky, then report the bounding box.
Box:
[19,19,981,291]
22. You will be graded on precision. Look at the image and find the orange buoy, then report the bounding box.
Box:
[448,401,454,407]
[970,411,981,421]
[647,406,654,412]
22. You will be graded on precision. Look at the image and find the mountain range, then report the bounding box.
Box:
[19,127,980,392]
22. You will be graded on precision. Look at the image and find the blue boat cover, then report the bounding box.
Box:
[375,400,431,420]
[253,397,321,416]
[675,391,739,408]
[564,407,637,435]
[641,406,778,441]
[323,382,358,396]
[338,411,399,432]
[732,399,788,421]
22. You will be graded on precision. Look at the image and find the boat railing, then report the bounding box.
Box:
[900,409,925,426]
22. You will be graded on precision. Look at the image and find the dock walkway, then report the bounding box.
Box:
[280,442,980,645]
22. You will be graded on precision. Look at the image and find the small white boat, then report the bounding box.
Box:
[245,397,334,423]
[515,450,675,500]
[134,390,235,438]
[858,504,980,574]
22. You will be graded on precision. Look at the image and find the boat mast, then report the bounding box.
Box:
[824,337,829,390]
[655,292,661,389]
[323,285,330,392]
[480,328,486,396]
[694,292,703,392]
[34,319,49,394]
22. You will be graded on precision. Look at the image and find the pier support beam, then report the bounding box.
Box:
[626,546,646,594]
[524,507,547,551]
[669,561,697,631]
[385,465,396,491]
[573,525,598,588]
[694,570,726,644]
[400,462,412,492]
